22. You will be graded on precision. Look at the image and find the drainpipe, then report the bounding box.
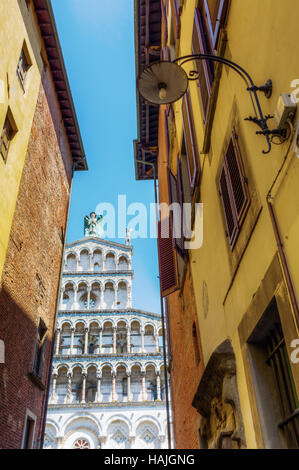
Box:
[266,122,299,334]
[136,159,172,449]
[39,163,75,448]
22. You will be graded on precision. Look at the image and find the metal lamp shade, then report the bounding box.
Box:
[137,61,188,105]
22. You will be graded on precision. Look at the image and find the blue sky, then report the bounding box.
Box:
[52,0,161,314]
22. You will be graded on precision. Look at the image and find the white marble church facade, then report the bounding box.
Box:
[44,235,168,449]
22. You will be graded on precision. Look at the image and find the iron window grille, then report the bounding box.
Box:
[265,322,299,448]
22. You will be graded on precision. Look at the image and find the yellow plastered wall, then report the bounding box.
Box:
[0,0,44,280]
[166,0,299,448]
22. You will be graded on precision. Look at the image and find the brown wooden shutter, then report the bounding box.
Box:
[168,168,184,253]
[38,337,47,380]
[182,91,200,193]
[219,131,250,248]
[204,0,228,49]
[225,134,249,223]
[193,8,214,121]
[161,0,168,47]
[164,108,170,162]
[170,0,181,42]
[219,165,238,244]
[158,218,179,297]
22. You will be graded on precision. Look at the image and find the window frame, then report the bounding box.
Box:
[16,43,32,92]
[0,110,17,163]
[218,131,250,249]
[181,90,200,194]
[22,410,37,449]
[32,318,48,381]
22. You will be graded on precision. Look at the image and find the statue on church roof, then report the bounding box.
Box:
[84,212,103,237]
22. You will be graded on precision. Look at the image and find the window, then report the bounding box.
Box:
[157,217,179,297]
[32,318,47,380]
[181,90,200,193]
[22,412,36,449]
[219,131,250,249]
[170,0,181,45]
[168,165,185,254]
[192,1,229,120]
[16,44,31,91]
[247,299,299,448]
[73,438,90,449]
[0,112,16,163]
[192,7,214,121]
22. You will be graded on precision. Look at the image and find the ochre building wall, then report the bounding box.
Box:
[0,66,73,449]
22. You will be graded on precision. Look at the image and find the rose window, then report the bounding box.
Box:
[73,438,90,449]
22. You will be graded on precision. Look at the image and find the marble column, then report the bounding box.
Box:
[141,371,146,401]
[87,287,91,310]
[81,372,87,403]
[70,327,75,355]
[66,372,72,403]
[84,327,89,354]
[156,372,161,401]
[127,286,132,308]
[89,252,93,271]
[113,327,117,354]
[100,287,105,309]
[96,372,102,402]
[114,287,118,309]
[111,371,116,401]
[141,328,145,353]
[127,372,131,402]
[126,326,131,353]
[155,334,159,353]
[50,373,58,403]
[99,327,103,354]
[55,329,61,355]
[60,289,65,309]
[73,287,78,310]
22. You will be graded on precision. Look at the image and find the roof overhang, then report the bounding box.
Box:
[33,0,87,171]
[133,0,161,180]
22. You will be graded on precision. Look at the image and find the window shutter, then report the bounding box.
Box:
[161,0,168,47]
[193,8,214,121]
[164,109,170,162]
[224,134,249,223]
[38,337,47,380]
[182,91,200,193]
[204,0,228,49]
[219,165,238,244]
[168,168,184,253]
[180,154,192,205]
[170,0,181,42]
[219,132,250,248]
[158,218,179,297]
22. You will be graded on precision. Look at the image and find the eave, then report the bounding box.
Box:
[133,0,161,181]
[33,0,88,171]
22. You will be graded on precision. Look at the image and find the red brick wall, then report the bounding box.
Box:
[0,67,73,449]
[168,265,204,449]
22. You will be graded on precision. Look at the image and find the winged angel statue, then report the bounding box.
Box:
[84,212,103,237]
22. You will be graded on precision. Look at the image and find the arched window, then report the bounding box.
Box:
[73,438,90,449]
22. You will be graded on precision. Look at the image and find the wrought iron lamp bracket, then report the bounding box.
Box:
[172,54,278,154]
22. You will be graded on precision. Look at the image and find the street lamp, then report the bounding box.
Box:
[137,55,284,154]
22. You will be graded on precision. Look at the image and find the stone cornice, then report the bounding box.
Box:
[62,271,133,277]
[48,401,166,410]
[58,309,161,319]
[66,237,133,253]
[53,352,163,362]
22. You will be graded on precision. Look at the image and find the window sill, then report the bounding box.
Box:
[28,371,46,391]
